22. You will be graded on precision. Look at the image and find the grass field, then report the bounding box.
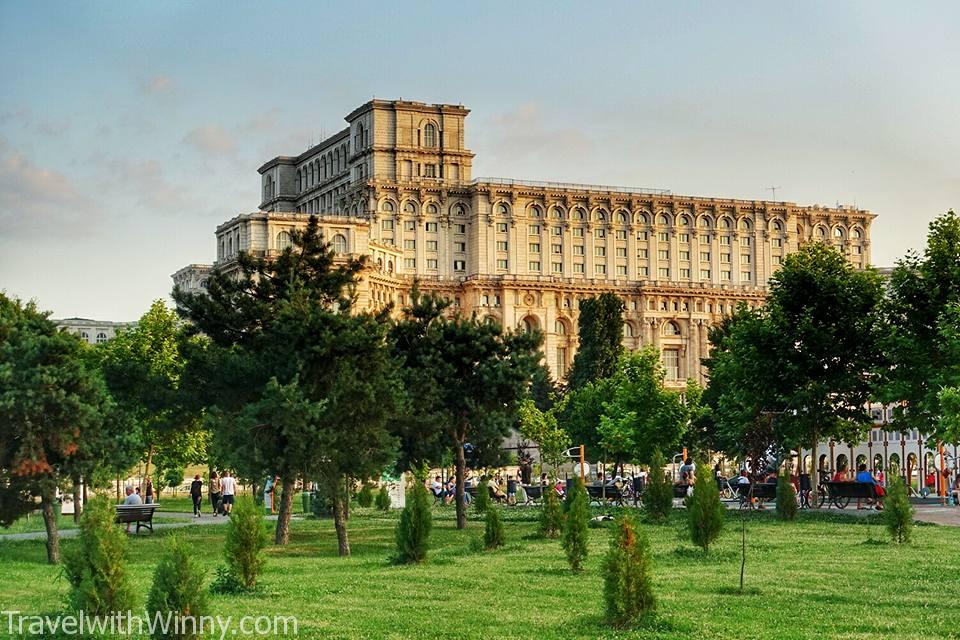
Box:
[0,507,957,639]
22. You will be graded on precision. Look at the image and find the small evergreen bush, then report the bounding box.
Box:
[375,485,391,511]
[395,482,432,563]
[357,483,374,508]
[562,478,590,572]
[214,496,266,592]
[776,469,798,521]
[484,506,505,550]
[686,464,725,552]
[643,449,673,522]
[146,536,208,639]
[474,477,492,514]
[602,516,655,627]
[885,476,913,544]
[62,496,135,615]
[538,485,563,538]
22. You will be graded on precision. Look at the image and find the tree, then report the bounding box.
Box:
[375,486,391,511]
[473,477,492,515]
[603,516,655,627]
[0,295,113,563]
[517,398,570,472]
[562,478,590,572]
[220,496,267,590]
[395,481,432,563]
[175,217,402,553]
[566,292,624,390]
[391,291,541,530]
[885,476,914,544]
[146,536,208,640]
[686,465,724,552]
[642,449,672,522]
[776,468,798,521]
[538,485,563,538]
[883,211,960,443]
[483,506,505,550]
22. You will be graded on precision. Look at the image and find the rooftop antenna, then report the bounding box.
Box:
[766,186,781,201]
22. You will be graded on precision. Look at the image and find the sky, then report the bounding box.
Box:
[1,1,957,320]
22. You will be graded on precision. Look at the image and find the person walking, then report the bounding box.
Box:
[220,470,237,515]
[144,477,154,504]
[209,471,222,516]
[190,474,203,517]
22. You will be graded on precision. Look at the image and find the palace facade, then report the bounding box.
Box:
[173,99,876,387]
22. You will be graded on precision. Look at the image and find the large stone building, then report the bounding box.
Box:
[173,99,876,387]
[55,317,136,344]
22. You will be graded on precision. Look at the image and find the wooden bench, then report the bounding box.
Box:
[673,484,691,499]
[115,504,159,534]
[735,482,777,508]
[522,485,544,505]
[824,482,877,509]
[586,484,624,506]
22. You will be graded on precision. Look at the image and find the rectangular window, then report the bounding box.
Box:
[528,225,541,235]
[552,226,562,236]
[454,241,466,252]
[573,263,585,274]
[552,243,562,254]
[529,261,541,271]
[638,248,648,259]
[721,270,731,280]
[496,222,508,233]
[496,241,509,252]
[551,262,563,273]
[679,233,690,243]
[679,250,690,261]
[403,239,416,250]
[426,259,438,269]
[741,254,751,264]
[404,220,416,231]
[595,245,606,257]
[426,240,438,251]
[557,347,568,378]
[658,232,670,242]
[425,222,438,232]
[595,264,606,275]
[455,224,466,234]
[615,230,627,240]
[721,252,731,263]
[381,220,394,231]
[616,265,627,276]
[424,164,436,177]
[637,231,648,241]
[741,236,752,246]
[529,243,541,253]
[663,349,680,380]
[741,271,752,281]
[772,255,783,265]
[658,249,670,260]
[596,228,606,238]
[700,269,711,279]
[658,267,670,278]
[772,238,783,247]
[616,247,627,257]
[573,228,584,237]
[638,266,649,276]
[404,258,416,269]
[700,251,710,262]
[496,259,508,270]
[720,236,731,245]
[700,235,710,245]
[680,268,691,278]
[454,260,466,271]
[573,245,585,256]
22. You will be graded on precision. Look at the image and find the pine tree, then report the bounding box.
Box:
[562,478,590,572]
[686,465,725,552]
[222,497,267,590]
[62,497,135,615]
[776,468,798,521]
[375,485,392,511]
[484,506,505,550]
[603,516,655,627]
[357,483,374,508]
[146,536,208,639]
[643,449,673,522]
[885,476,914,544]
[395,482,432,563]
[539,485,563,538]
[474,477,492,515]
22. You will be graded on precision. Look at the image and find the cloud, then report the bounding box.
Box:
[0,140,95,239]
[141,74,175,95]
[183,125,236,155]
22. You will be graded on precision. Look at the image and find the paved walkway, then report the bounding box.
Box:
[721,499,960,526]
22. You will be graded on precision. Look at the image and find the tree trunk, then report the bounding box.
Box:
[273,477,295,545]
[82,478,89,508]
[810,431,819,509]
[71,474,82,523]
[455,431,467,530]
[332,479,351,556]
[40,486,60,564]
[143,443,154,491]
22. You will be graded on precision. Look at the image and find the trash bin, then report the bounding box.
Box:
[301,491,311,515]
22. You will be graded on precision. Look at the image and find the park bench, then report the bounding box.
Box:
[115,504,159,534]
[735,482,777,509]
[824,482,877,509]
[673,484,690,499]
[522,484,544,505]
[586,484,624,506]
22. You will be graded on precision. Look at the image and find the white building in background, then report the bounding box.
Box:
[55,318,136,344]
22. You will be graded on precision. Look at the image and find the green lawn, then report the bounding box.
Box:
[0,507,958,639]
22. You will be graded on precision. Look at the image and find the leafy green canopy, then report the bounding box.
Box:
[566,292,624,390]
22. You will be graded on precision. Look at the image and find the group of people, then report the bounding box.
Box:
[189,470,237,517]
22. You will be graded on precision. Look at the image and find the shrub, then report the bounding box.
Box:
[686,464,725,552]
[484,506,505,550]
[776,469,798,521]
[643,449,673,522]
[562,478,590,572]
[62,496,135,615]
[885,476,913,544]
[474,477,492,515]
[216,496,267,592]
[539,485,563,538]
[146,536,208,639]
[395,482,432,563]
[357,483,374,508]
[603,516,655,627]
[375,485,391,511]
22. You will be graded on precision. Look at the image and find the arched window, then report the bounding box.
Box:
[596,210,606,222]
[739,218,752,230]
[852,228,863,239]
[332,234,347,253]
[698,216,711,229]
[80,331,89,341]
[387,260,394,273]
[453,204,466,216]
[228,237,233,254]
[616,211,627,224]
[720,217,732,229]
[637,213,648,225]
[529,204,543,218]
[520,316,539,333]
[496,203,510,216]
[96,332,107,344]
[657,213,668,226]
[833,227,845,239]
[573,207,585,221]
[381,200,394,213]
[771,219,783,232]
[816,226,827,239]
[297,170,302,191]
[662,321,680,336]
[551,206,564,220]
[354,123,364,149]
[423,123,437,148]
[678,215,689,227]
[404,201,417,214]
[555,320,567,335]
[426,203,439,215]
[276,231,291,250]
[623,323,634,338]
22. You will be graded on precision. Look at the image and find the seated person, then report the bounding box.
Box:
[763,468,778,484]
[489,476,507,502]
[539,472,550,487]
[832,467,848,482]
[736,470,750,485]
[593,472,606,486]
[430,475,444,497]
[553,479,565,499]
[855,463,884,510]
